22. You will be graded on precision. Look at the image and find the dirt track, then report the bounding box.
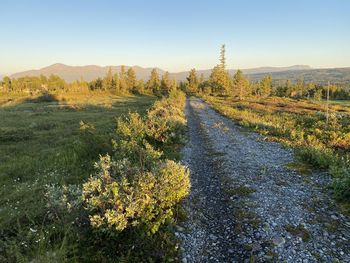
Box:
[178,97,350,263]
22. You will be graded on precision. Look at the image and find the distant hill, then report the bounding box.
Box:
[172,65,312,81]
[11,63,311,82]
[11,63,166,82]
[247,67,350,88]
[9,63,350,88]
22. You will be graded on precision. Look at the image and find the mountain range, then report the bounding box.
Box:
[7,63,350,87]
[9,63,310,82]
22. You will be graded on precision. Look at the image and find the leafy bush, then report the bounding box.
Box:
[146,93,186,144]
[83,155,190,234]
[82,90,190,236]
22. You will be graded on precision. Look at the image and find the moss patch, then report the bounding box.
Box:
[285,224,311,242]
[285,161,312,176]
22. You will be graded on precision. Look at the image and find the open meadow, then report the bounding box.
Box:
[0,92,157,261]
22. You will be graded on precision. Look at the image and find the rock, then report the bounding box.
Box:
[272,236,285,247]
[177,226,185,232]
[209,234,217,241]
[331,215,338,220]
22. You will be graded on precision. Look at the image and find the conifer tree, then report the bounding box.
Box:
[136,79,145,94]
[186,68,199,93]
[126,67,137,91]
[209,44,231,95]
[259,75,272,97]
[160,71,174,95]
[147,68,161,95]
[113,73,120,92]
[119,66,128,93]
[103,67,113,90]
[220,44,226,70]
[232,70,250,99]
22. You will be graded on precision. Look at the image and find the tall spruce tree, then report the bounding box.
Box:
[186,68,199,93]
[147,68,161,95]
[103,67,113,90]
[259,75,272,97]
[160,71,174,95]
[232,70,250,99]
[126,67,137,92]
[119,66,128,93]
[209,44,231,95]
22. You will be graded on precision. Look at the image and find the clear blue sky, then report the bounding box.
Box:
[1,0,349,75]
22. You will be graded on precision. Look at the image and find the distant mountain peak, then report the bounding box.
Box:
[13,63,346,84]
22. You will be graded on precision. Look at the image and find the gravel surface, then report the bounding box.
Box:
[179,97,350,263]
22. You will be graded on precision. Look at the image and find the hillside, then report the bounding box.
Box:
[8,64,350,88]
[10,64,311,83]
[11,63,166,82]
[248,67,350,88]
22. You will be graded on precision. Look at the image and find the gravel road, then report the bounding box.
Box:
[178,97,350,263]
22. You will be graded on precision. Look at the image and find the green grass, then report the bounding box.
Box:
[0,92,156,262]
[328,100,350,107]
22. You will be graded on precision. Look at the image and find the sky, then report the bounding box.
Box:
[0,0,349,75]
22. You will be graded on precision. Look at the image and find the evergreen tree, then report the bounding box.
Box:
[147,68,161,95]
[135,79,145,94]
[199,73,204,84]
[119,66,128,93]
[313,89,323,101]
[113,73,120,92]
[2,76,12,92]
[103,67,113,90]
[232,70,250,99]
[209,44,231,95]
[220,44,226,70]
[285,79,292,97]
[186,68,199,93]
[126,67,137,92]
[259,75,272,97]
[160,71,174,95]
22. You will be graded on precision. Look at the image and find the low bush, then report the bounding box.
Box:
[83,155,190,235]
[80,90,189,260]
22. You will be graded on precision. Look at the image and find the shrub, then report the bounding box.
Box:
[82,90,190,236]
[45,184,83,221]
[146,94,186,144]
[113,112,162,170]
[82,154,190,235]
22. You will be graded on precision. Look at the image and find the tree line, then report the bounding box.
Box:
[2,47,350,100]
[0,66,177,96]
[184,45,350,100]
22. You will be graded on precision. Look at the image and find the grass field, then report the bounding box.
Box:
[329,99,350,107]
[0,92,156,262]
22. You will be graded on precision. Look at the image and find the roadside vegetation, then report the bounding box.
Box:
[183,45,350,213]
[0,87,189,262]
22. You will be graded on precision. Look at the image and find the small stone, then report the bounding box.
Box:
[209,234,218,241]
[177,226,185,232]
[182,258,187,263]
[331,215,338,220]
[272,236,285,247]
